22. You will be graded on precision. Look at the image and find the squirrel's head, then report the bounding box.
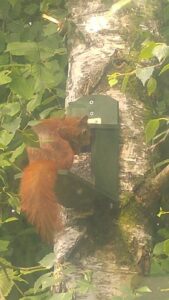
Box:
[58,115,91,153]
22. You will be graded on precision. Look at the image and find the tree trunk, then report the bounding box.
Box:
[54,1,161,298]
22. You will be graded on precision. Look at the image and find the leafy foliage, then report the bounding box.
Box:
[0,0,67,298]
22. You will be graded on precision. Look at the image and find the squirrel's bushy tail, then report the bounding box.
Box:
[20,160,64,242]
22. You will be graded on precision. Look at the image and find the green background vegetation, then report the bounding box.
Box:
[0,0,169,299]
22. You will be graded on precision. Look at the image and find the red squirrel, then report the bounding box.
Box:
[20,116,90,243]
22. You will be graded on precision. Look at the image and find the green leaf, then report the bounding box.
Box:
[10,76,35,99]
[0,268,14,297]
[161,257,169,273]
[0,130,15,147]
[7,194,20,212]
[150,258,166,275]
[34,272,53,292]
[159,63,169,75]
[145,119,160,143]
[10,143,25,163]
[136,286,152,293]
[39,253,55,269]
[153,241,165,256]
[109,78,118,87]
[43,23,58,36]
[39,107,56,119]
[26,94,42,113]
[0,240,10,252]
[32,64,61,91]
[153,44,169,62]
[0,102,20,116]
[147,77,157,96]
[0,154,11,167]
[0,70,12,85]
[3,217,18,223]
[139,41,157,60]
[0,257,12,267]
[7,41,38,57]
[136,66,154,86]
[2,117,21,132]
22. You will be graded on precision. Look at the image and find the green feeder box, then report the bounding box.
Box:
[67,94,119,203]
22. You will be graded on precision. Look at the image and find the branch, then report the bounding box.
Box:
[135,164,169,207]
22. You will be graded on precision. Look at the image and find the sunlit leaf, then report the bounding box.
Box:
[3,217,18,223]
[109,78,118,87]
[136,286,152,293]
[153,44,169,62]
[0,268,14,297]
[139,41,157,60]
[136,66,154,86]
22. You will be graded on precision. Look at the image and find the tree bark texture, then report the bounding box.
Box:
[53,1,161,298]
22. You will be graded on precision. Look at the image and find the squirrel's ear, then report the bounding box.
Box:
[79,115,88,125]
